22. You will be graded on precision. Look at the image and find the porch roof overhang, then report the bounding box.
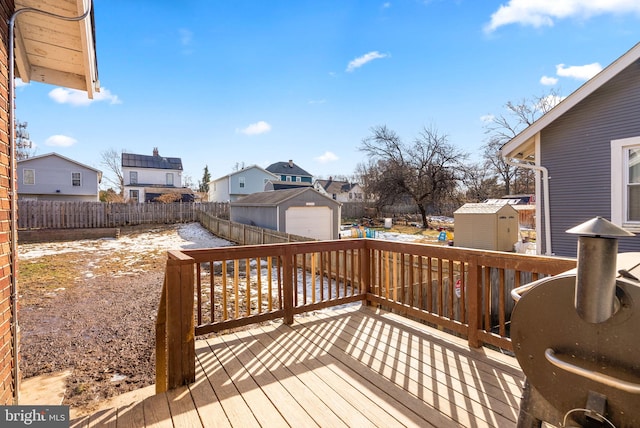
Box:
[13,0,99,98]
[500,41,640,162]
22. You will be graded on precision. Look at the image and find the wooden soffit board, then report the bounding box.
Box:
[13,0,99,98]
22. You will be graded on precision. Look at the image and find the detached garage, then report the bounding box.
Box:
[453,203,519,252]
[230,187,342,240]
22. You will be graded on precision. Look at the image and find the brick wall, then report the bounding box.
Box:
[0,0,16,405]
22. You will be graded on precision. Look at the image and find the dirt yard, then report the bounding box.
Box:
[18,223,233,413]
[17,219,468,414]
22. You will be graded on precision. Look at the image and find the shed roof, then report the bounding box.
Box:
[122,153,183,170]
[454,203,517,215]
[266,160,312,177]
[14,0,99,97]
[231,187,340,207]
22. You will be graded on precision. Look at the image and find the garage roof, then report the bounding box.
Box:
[13,0,99,97]
[232,187,340,207]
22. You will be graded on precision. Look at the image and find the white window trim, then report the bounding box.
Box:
[23,168,35,185]
[611,136,640,231]
[130,171,138,185]
[72,172,81,186]
[166,173,174,186]
[239,176,245,188]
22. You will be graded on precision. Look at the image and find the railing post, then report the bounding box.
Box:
[467,256,482,348]
[283,251,294,324]
[156,252,195,393]
[360,241,371,305]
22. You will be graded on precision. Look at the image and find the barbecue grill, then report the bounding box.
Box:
[511,217,640,428]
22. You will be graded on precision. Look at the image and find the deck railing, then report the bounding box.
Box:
[156,238,576,392]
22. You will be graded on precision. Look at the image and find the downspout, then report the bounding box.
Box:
[8,0,93,404]
[502,157,553,255]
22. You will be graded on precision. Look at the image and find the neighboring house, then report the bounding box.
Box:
[122,148,194,203]
[0,0,100,404]
[266,159,313,183]
[208,165,278,202]
[314,178,365,202]
[501,42,640,257]
[230,187,341,240]
[17,153,101,201]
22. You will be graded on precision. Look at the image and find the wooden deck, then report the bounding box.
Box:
[71,305,524,427]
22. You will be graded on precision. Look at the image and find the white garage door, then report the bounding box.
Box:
[285,206,332,240]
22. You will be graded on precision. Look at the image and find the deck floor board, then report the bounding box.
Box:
[71,305,524,427]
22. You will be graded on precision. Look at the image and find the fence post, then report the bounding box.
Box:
[467,256,482,348]
[156,252,195,392]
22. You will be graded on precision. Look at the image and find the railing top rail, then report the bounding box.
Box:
[180,238,367,262]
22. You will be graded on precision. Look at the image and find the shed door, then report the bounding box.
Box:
[285,206,332,240]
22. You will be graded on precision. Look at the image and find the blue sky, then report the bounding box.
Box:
[14,0,640,188]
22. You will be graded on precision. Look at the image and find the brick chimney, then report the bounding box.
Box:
[288,159,294,168]
[153,147,159,156]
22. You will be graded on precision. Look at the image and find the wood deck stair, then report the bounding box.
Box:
[71,305,524,427]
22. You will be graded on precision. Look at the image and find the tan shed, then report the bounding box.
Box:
[453,203,519,252]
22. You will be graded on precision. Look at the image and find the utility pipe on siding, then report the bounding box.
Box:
[503,157,553,255]
[8,0,93,404]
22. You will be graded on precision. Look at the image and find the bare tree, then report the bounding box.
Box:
[100,148,125,195]
[359,125,467,228]
[462,162,501,202]
[482,89,561,195]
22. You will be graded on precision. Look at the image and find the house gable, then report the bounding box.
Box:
[266,160,313,183]
[17,153,101,201]
[499,43,640,257]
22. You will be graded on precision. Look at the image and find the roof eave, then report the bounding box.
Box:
[500,42,640,160]
[14,0,100,98]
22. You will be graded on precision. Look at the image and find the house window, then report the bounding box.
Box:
[611,137,640,229]
[295,176,301,182]
[130,190,139,203]
[72,172,81,186]
[23,169,35,185]
[239,177,245,188]
[286,176,292,182]
[130,171,138,185]
[166,173,174,186]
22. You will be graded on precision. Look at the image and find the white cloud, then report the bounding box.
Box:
[485,0,640,32]
[179,28,193,46]
[540,75,559,85]
[480,114,495,123]
[315,151,339,163]
[45,135,77,147]
[14,79,28,88]
[49,87,121,106]
[308,99,326,105]
[238,121,272,135]
[346,51,389,72]
[556,62,602,80]
[382,2,391,9]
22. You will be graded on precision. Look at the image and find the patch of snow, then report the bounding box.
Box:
[18,223,234,260]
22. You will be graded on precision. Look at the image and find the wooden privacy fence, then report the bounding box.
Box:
[156,238,576,391]
[196,210,313,245]
[17,201,228,229]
